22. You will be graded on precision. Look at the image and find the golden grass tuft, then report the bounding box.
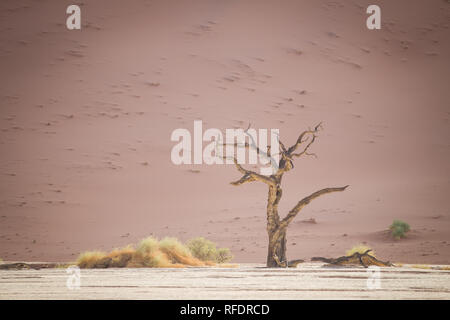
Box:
[159,237,204,266]
[345,244,376,257]
[108,245,135,267]
[76,236,232,269]
[76,251,108,268]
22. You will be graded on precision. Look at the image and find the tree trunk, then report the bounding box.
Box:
[266,185,287,267]
[266,229,287,267]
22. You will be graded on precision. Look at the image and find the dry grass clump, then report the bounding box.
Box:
[159,237,207,266]
[77,251,108,268]
[76,236,232,269]
[130,237,169,267]
[345,244,376,257]
[187,237,233,263]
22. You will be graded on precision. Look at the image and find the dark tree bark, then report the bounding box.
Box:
[222,123,348,267]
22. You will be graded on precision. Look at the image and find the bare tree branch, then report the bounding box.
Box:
[280,185,349,229]
[290,134,317,158]
[230,173,256,185]
[217,124,279,172]
[223,156,276,186]
[272,123,322,176]
[286,122,322,156]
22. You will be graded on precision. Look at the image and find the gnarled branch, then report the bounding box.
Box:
[225,157,276,186]
[217,124,279,172]
[274,123,322,176]
[270,185,349,244]
[311,249,393,268]
[280,185,349,228]
[286,122,322,156]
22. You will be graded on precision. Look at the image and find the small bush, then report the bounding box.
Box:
[216,248,233,263]
[346,244,375,257]
[187,237,233,263]
[389,220,410,239]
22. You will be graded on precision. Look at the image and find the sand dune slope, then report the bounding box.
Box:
[0,0,449,264]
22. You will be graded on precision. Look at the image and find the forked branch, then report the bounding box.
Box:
[280,185,349,229]
[286,122,322,156]
[224,157,276,186]
[217,124,279,172]
[274,123,322,176]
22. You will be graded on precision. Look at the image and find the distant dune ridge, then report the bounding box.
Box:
[0,0,449,264]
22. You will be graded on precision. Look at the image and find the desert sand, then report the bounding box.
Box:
[0,0,449,266]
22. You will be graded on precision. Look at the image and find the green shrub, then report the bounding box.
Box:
[187,237,233,263]
[389,220,410,239]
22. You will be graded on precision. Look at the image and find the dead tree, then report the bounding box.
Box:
[222,123,348,267]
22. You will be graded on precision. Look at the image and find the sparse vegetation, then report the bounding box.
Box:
[76,251,108,268]
[389,220,410,239]
[410,264,450,271]
[187,237,233,263]
[76,236,232,269]
[345,244,376,257]
[411,264,432,270]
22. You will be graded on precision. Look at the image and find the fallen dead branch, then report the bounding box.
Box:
[0,262,61,270]
[286,259,305,268]
[311,249,393,267]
